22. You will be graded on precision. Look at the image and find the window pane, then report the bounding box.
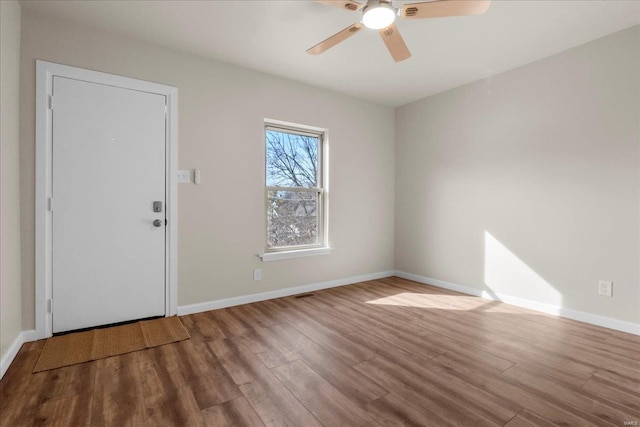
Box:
[266,129,319,188]
[267,190,319,248]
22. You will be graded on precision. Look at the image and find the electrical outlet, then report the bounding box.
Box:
[253,268,262,281]
[598,280,612,297]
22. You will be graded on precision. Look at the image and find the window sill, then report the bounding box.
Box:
[259,247,332,262]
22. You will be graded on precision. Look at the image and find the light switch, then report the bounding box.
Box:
[177,170,191,184]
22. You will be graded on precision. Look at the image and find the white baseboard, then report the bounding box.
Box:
[394,271,640,336]
[21,329,39,343]
[177,270,395,316]
[0,329,37,380]
[0,333,23,379]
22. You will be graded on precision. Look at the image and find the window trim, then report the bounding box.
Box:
[263,119,329,256]
[259,247,331,262]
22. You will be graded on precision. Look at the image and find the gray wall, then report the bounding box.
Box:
[1,0,23,357]
[395,26,640,324]
[19,10,395,329]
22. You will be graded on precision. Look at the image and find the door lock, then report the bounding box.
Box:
[153,201,163,213]
[153,219,163,227]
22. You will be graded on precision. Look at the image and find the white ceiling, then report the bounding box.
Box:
[20,0,640,106]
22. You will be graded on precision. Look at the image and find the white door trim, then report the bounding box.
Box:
[35,61,179,339]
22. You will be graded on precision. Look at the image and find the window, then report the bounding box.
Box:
[265,121,327,253]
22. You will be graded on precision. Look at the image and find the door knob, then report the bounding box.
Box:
[153,219,163,227]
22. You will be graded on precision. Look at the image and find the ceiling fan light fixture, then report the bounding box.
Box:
[362,4,396,30]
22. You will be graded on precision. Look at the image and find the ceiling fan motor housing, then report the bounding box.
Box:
[362,0,398,29]
[363,0,397,14]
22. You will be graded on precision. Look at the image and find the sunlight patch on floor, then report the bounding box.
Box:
[365,292,488,310]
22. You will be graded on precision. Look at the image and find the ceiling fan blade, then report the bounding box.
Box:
[315,0,365,12]
[307,23,363,55]
[378,23,411,62]
[400,0,491,19]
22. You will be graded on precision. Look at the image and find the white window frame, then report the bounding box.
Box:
[261,119,330,261]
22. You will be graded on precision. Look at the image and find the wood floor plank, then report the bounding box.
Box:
[581,375,640,413]
[277,307,375,365]
[38,362,97,406]
[144,385,206,427]
[208,308,253,337]
[175,338,226,378]
[138,344,190,398]
[91,352,147,427]
[188,371,242,411]
[286,298,361,335]
[236,327,299,369]
[519,327,640,371]
[251,299,292,320]
[256,298,294,316]
[503,410,558,427]
[182,312,227,341]
[335,307,444,359]
[381,352,522,425]
[429,302,640,377]
[272,359,379,426]
[496,359,587,388]
[208,337,262,386]
[153,338,241,411]
[344,326,431,364]
[201,396,265,427]
[266,322,388,406]
[231,304,278,329]
[165,337,242,410]
[461,308,551,337]
[605,333,640,349]
[340,301,515,375]
[315,296,413,333]
[595,363,640,385]
[2,277,639,426]
[237,380,321,427]
[330,289,422,324]
[354,358,499,427]
[0,351,59,427]
[431,353,613,426]
[209,337,322,427]
[411,313,597,381]
[416,332,516,373]
[33,394,92,426]
[502,364,639,424]
[19,339,47,353]
[381,277,563,330]
[364,392,451,427]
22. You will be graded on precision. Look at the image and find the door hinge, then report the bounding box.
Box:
[48,95,53,110]
[47,299,52,313]
[48,197,53,212]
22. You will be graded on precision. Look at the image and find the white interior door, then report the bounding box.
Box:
[52,76,167,333]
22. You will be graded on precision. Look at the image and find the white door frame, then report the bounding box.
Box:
[35,61,179,339]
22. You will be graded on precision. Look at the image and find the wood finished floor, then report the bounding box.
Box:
[1,276,639,426]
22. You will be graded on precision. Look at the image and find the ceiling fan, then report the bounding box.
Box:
[308,0,491,62]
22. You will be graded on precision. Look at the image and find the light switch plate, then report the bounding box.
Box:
[177,170,191,184]
[598,280,613,297]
